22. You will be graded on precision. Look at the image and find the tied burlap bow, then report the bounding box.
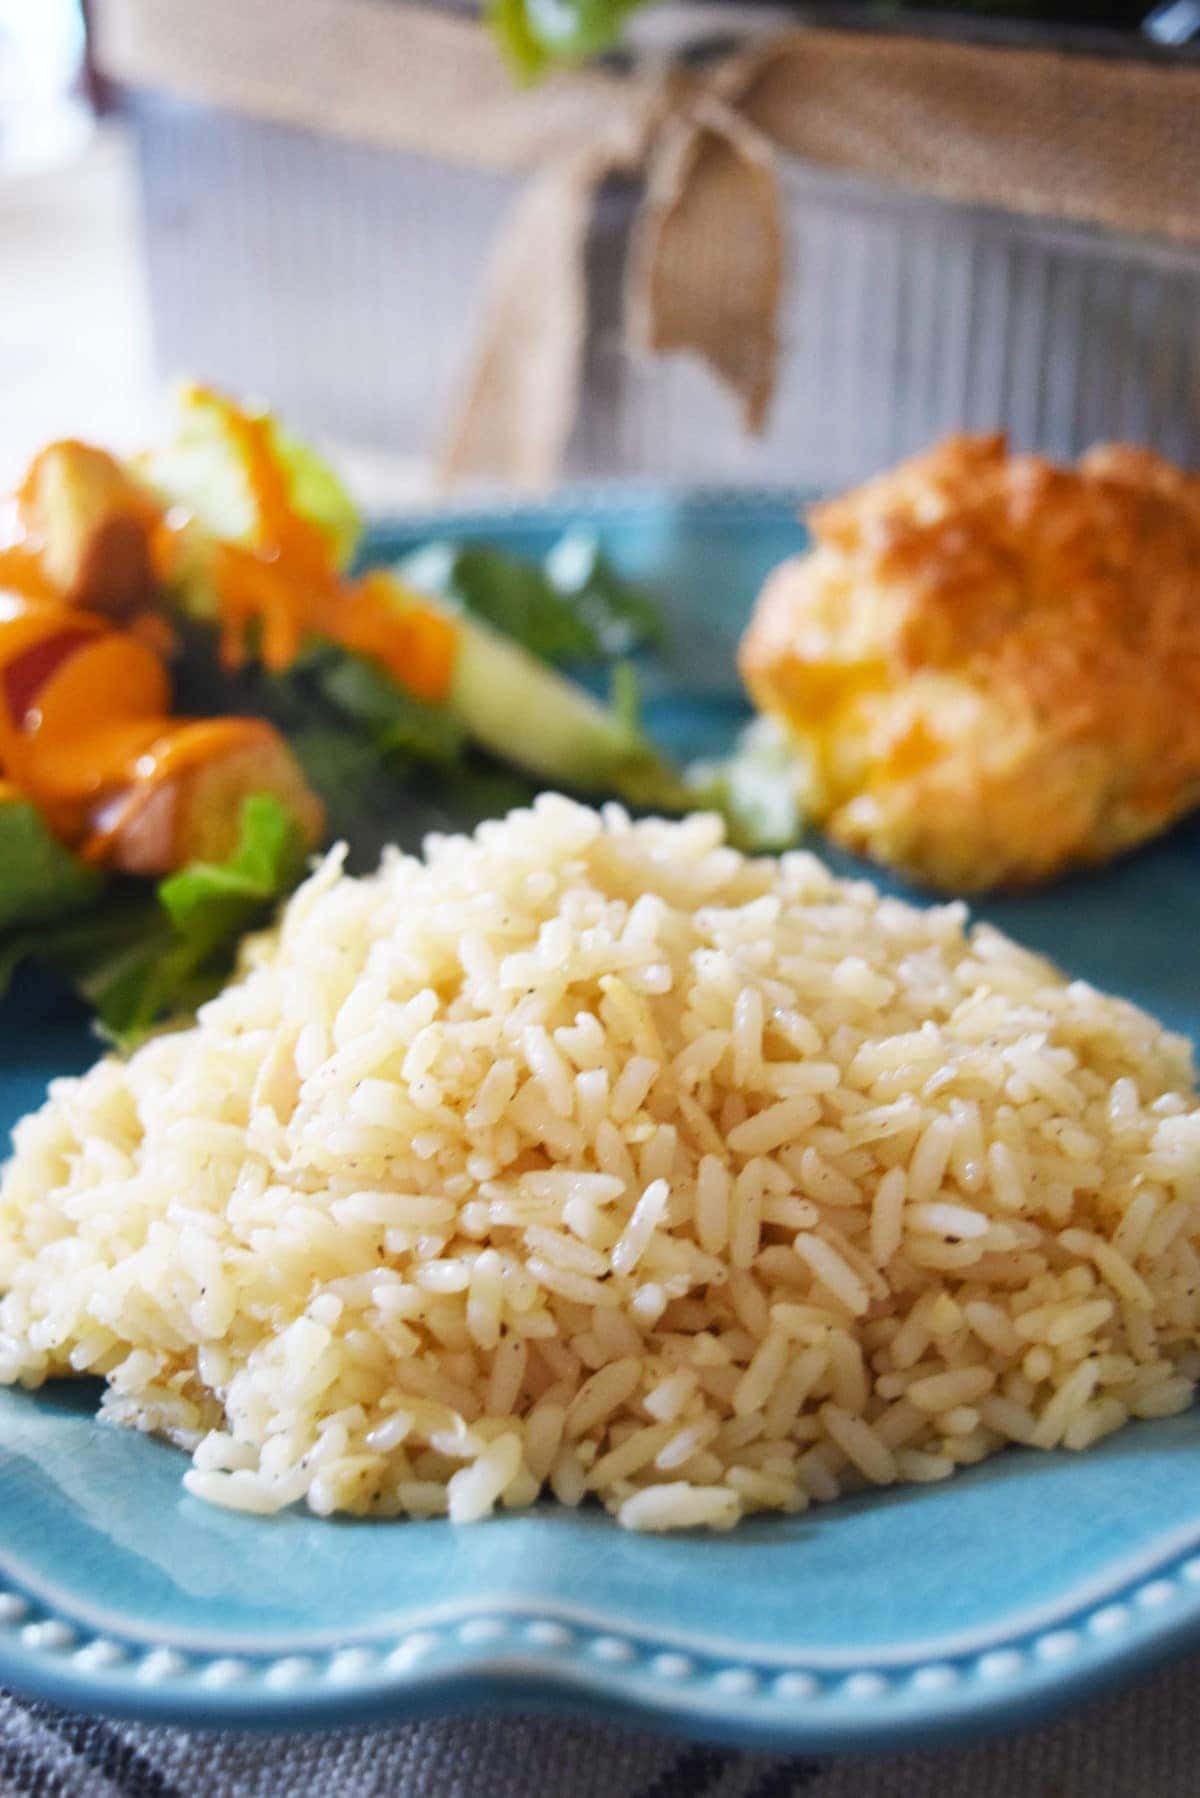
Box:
[440,59,788,486]
[98,0,1200,487]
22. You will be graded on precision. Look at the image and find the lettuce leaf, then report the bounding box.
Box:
[139,383,362,571]
[272,423,362,571]
[401,542,593,664]
[0,798,106,933]
[157,791,307,963]
[0,898,164,1029]
[487,0,647,76]
[0,795,306,1049]
[400,533,663,667]
[686,718,808,853]
[312,648,466,768]
[544,531,663,658]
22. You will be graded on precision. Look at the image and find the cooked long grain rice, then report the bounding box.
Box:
[2,796,1199,1531]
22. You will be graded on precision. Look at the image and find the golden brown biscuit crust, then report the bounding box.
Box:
[740,435,1200,890]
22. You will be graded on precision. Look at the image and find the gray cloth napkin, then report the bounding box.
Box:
[3,1651,1198,1798]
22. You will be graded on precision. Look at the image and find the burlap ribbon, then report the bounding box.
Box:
[97,0,1200,486]
[438,66,786,484]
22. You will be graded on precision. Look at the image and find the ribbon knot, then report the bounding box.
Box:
[439,51,786,487]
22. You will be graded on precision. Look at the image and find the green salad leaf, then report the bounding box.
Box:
[272,424,363,571]
[686,717,808,853]
[157,792,308,964]
[400,533,663,667]
[0,799,106,933]
[286,722,405,851]
[0,899,163,1029]
[401,542,592,664]
[487,0,647,77]
[139,383,363,571]
[608,660,642,736]
[545,531,663,658]
[0,795,306,1049]
[313,648,466,768]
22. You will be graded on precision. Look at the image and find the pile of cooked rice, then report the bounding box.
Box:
[2,796,1199,1531]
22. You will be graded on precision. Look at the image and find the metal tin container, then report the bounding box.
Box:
[128,87,1200,485]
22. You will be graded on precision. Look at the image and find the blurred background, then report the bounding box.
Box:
[2,0,1198,498]
[1,0,154,487]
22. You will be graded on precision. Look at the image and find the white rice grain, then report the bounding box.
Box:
[617,1483,741,1533]
[2,796,1197,1533]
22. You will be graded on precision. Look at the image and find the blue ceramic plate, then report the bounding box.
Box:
[3,490,1200,1750]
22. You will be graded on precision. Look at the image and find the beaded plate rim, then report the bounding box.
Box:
[3,1514,1200,1746]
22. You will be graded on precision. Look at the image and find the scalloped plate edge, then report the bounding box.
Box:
[3,1524,1200,1747]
